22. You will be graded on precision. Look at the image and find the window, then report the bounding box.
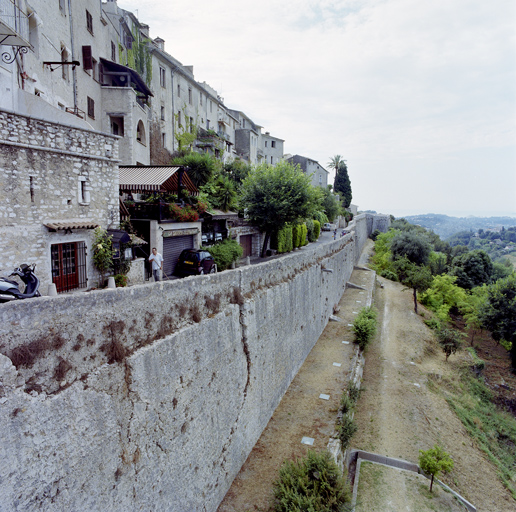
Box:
[86,10,93,35]
[177,110,182,127]
[319,174,322,184]
[78,176,90,204]
[177,83,180,97]
[136,120,146,145]
[59,0,65,14]
[271,156,273,164]
[200,94,203,106]
[87,96,94,119]
[82,45,92,70]
[61,47,68,80]
[111,41,116,61]
[265,141,267,147]
[160,106,165,121]
[159,67,166,87]
[51,242,87,293]
[188,88,192,104]
[271,141,276,148]
[190,117,194,133]
[210,100,212,113]
[110,116,124,136]
[162,133,166,147]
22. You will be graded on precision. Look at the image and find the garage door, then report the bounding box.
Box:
[240,234,253,258]
[163,235,194,277]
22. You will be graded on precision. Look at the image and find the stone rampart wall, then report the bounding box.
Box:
[0,214,387,511]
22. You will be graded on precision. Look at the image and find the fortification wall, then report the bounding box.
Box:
[0,214,388,511]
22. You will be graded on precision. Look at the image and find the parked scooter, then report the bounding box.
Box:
[0,264,41,302]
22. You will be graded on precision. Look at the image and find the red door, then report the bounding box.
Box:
[51,243,79,292]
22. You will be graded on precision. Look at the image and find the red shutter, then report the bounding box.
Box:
[82,46,92,70]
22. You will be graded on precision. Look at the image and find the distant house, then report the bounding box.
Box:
[286,155,329,188]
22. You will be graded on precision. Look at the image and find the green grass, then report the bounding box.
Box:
[444,370,516,499]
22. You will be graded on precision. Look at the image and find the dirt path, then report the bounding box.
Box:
[353,275,514,512]
[217,240,515,512]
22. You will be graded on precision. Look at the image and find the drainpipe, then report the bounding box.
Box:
[67,0,78,110]
[170,65,176,153]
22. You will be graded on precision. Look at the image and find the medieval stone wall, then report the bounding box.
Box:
[0,214,388,511]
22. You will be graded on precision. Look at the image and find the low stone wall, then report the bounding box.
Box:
[0,214,388,511]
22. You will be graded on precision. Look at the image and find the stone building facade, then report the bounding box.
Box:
[0,109,120,292]
[287,154,329,188]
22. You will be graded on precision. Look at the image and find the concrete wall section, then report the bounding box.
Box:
[0,214,385,511]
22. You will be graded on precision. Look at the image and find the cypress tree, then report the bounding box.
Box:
[334,161,352,208]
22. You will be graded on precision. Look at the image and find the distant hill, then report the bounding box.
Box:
[400,214,516,239]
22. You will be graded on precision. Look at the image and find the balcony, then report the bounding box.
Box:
[0,0,30,47]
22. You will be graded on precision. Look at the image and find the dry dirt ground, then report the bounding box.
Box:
[217,241,515,512]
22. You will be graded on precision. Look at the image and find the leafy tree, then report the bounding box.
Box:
[171,152,218,188]
[391,231,432,266]
[479,274,516,368]
[222,159,251,187]
[428,251,447,276]
[419,445,454,492]
[436,327,464,361]
[319,187,342,222]
[392,258,432,313]
[240,162,317,257]
[450,249,493,290]
[419,274,468,322]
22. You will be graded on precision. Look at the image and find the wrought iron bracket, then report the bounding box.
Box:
[1,45,29,64]
[43,60,80,71]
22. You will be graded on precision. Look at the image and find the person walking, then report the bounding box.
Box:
[149,247,163,281]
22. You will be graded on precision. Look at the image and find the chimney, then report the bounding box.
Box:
[140,24,149,37]
[184,65,194,75]
[154,37,165,50]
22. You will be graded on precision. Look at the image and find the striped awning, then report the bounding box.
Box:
[119,166,198,194]
[44,221,99,231]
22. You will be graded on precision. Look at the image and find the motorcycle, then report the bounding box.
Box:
[0,264,41,302]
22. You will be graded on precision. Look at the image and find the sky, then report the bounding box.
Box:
[119,0,516,218]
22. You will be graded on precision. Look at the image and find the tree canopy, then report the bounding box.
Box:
[240,162,317,256]
[419,445,454,492]
[391,231,432,266]
[479,274,516,367]
[449,249,493,290]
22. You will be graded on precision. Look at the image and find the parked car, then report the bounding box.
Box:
[322,223,333,231]
[175,249,217,277]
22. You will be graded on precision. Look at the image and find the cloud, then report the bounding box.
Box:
[119,0,516,215]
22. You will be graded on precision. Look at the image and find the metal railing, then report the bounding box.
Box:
[0,0,30,46]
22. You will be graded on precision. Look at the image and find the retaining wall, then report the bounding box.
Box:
[0,214,388,511]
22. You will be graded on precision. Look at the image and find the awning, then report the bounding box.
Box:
[44,221,99,231]
[107,229,131,244]
[204,209,239,220]
[119,166,198,194]
[100,58,153,98]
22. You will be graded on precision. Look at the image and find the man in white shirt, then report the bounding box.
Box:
[149,247,163,281]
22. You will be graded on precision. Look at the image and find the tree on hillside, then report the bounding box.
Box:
[450,249,493,290]
[392,257,432,313]
[479,274,516,368]
[419,445,454,492]
[240,162,318,257]
[391,231,432,266]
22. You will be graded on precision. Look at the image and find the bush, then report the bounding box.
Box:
[292,224,303,249]
[300,223,308,246]
[273,450,351,512]
[352,307,377,350]
[204,238,243,271]
[277,225,294,253]
[338,415,357,450]
[114,274,128,287]
[313,220,321,240]
[379,269,398,282]
[436,327,464,361]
